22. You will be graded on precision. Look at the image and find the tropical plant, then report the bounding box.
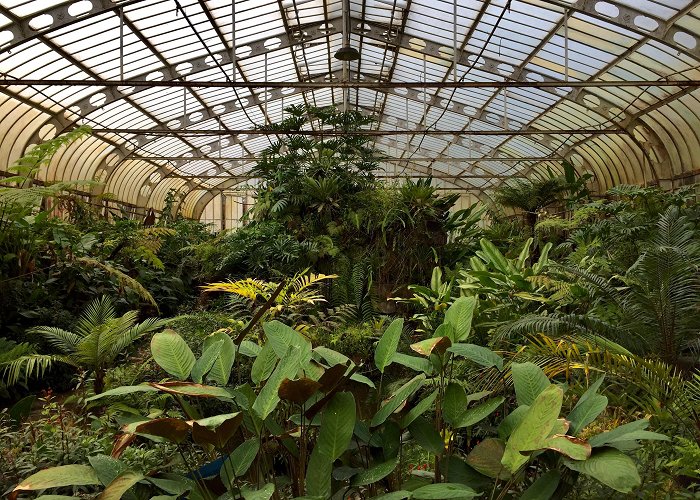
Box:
[14,300,668,499]
[4,296,165,393]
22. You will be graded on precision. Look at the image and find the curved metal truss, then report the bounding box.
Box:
[1,0,699,225]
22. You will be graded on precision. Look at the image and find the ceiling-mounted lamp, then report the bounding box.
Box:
[334,0,360,61]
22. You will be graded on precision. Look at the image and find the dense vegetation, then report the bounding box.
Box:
[1,107,698,499]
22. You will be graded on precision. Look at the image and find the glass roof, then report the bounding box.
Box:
[0,0,699,219]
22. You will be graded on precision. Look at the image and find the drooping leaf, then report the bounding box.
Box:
[375,318,403,373]
[501,385,563,473]
[148,381,232,399]
[351,458,398,486]
[539,435,591,460]
[511,362,550,406]
[279,378,321,404]
[371,374,425,427]
[86,384,158,401]
[466,438,509,479]
[588,419,668,449]
[444,296,477,342]
[135,418,190,444]
[447,344,503,371]
[12,465,100,493]
[410,337,451,357]
[564,449,641,493]
[411,483,480,499]
[151,330,196,380]
[191,339,223,384]
[478,238,511,274]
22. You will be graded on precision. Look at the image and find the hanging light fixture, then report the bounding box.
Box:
[335,0,360,61]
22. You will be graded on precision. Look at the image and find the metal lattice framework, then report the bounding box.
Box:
[1,0,700,226]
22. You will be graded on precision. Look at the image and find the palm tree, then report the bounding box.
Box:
[5,296,164,393]
[495,176,569,233]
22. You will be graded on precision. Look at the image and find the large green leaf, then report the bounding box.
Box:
[375,318,403,373]
[501,385,563,473]
[351,458,398,486]
[252,343,311,420]
[99,471,144,500]
[564,449,641,493]
[85,384,158,401]
[411,337,451,357]
[444,296,477,342]
[540,435,591,460]
[567,376,607,435]
[221,438,260,480]
[148,381,232,399]
[371,374,425,427]
[588,419,668,450]
[455,396,504,428]
[412,483,480,499]
[191,339,223,384]
[511,362,550,406]
[204,332,235,385]
[479,238,511,274]
[409,416,444,455]
[316,392,356,460]
[151,330,196,380]
[88,454,127,486]
[251,342,277,385]
[466,438,509,480]
[391,353,432,374]
[400,389,438,429]
[370,492,411,500]
[447,344,503,371]
[264,320,309,358]
[306,446,332,498]
[520,470,560,500]
[497,405,529,440]
[443,382,468,427]
[13,465,100,493]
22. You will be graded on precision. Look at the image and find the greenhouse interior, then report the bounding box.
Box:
[1,0,700,498]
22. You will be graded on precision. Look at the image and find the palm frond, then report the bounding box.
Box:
[76,257,157,309]
[27,326,82,354]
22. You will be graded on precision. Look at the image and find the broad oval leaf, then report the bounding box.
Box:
[191,339,223,384]
[221,438,260,481]
[448,344,503,371]
[151,330,196,380]
[391,353,432,374]
[205,332,235,385]
[564,449,641,493]
[264,320,309,358]
[375,318,403,373]
[279,377,321,404]
[86,384,158,401]
[409,416,444,456]
[350,458,398,486]
[521,470,560,500]
[501,384,563,473]
[540,435,591,461]
[13,465,100,493]
[148,381,232,399]
[316,392,356,460]
[456,396,505,428]
[412,483,480,499]
[567,376,607,435]
[444,296,477,342]
[400,389,438,429]
[466,438,510,480]
[135,418,190,444]
[511,362,550,406]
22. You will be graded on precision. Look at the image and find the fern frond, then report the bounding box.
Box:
[76,257,157,309]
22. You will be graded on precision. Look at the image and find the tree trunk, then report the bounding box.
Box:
[93,368,106,394]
